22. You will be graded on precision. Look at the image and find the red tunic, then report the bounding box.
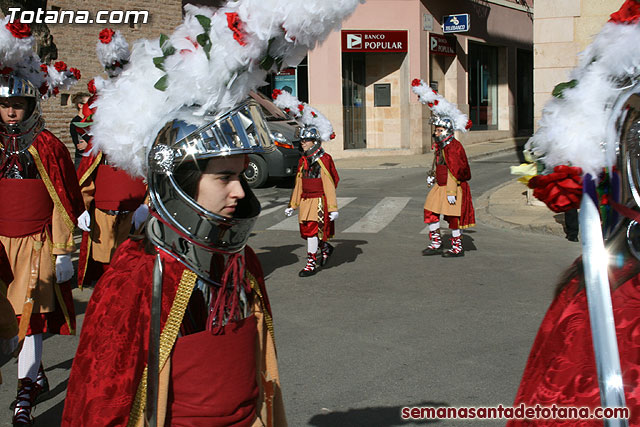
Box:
[508,259,640,426]
[62,239,274,426]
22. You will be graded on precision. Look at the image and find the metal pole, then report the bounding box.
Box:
[145,253,163,427]
[580,194,629,426]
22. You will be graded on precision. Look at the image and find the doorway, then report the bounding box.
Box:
[342,53,367,149]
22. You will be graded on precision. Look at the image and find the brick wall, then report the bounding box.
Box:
[3,1,184,155]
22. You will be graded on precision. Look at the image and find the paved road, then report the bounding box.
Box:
[0,152,581,426]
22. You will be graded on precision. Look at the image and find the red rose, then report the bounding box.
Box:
[427,102,433,108]
[52,87,59,96]
[434,100,439,106]
[226,13,247,46]
[54,61,67,72]
[0,66,13,75]
[5,20,31,39]
[528,165,583,213]
[311,112,317,118]
[87,79,96,94]
[40,64,48,74]
[272,89,282,99]
[609,0,640,23]
[99,28,115,44]
[38,82,48,96]
[69,67,81,80]
[297,104,304,112]
[329,132,336,140]
[465,119,473,130]
[284,108,290,113]
[411,78,422,87]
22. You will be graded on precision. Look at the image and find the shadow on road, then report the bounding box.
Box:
[307,400,447,426]
[257,244,304,277]
[322,239,367,270]
[37,396,65,425]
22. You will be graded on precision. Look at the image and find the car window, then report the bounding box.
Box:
[249,91,289,120]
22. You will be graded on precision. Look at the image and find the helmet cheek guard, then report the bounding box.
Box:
[0,75,44,152]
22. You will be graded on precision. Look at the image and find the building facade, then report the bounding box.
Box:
[533,0,622,129]
[268,0,534,159]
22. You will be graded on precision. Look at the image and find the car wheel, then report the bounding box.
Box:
[244,154,268,188]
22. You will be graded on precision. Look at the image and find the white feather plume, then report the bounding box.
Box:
[96,29,130,77]
[411,78,471,132]
[272,89,334,141]
[91,0,362,178]
[526,20,640,177]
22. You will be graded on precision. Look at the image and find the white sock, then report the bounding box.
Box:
[307,237,318,254]
[452,229,461,238]
[429,222,440,232]
[18,334,43,381]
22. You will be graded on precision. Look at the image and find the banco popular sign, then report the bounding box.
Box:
[342,30,408,53]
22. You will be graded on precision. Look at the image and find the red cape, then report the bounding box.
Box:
[31,130,85,224]
[442,138,475,228]
[298,151,340,188]
[62,239,271,426]
[508,259,640,426]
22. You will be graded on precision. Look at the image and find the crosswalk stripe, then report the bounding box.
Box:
[343,197,411,234]
[259,203,287,217]
[267,197,356,231]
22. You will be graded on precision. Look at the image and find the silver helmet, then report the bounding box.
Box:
[0,74,44,153]
[298,125,321,142]
[431,115,454,143]
[146,99,272,281]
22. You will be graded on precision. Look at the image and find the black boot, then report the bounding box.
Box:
[299,252,319,277]
[13,378,35,426]
[320,242,334,267]
[422,228,442,256]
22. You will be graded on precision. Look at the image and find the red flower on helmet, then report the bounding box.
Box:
[609,0,640,23]
[40,64,48,74]
[69,67,81,80]
[272,89,282,99]
[0,66,13,75]
[99,28,115,44]
[311,112,317,118]
[297,104,304,112]
[427,102,433,108]
[465,119,473,130]
[38,82,48,96]
[284,108,290,113]
[411,78,422,87]
[528,165,583,213]
[87,79,97,94]
[330,132,336,140]
[226,13,247,46]
[52,87,59,96]
[54,61,67,72]
[5,20,31,39]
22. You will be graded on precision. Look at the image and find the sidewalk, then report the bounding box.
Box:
[333,136,567,238]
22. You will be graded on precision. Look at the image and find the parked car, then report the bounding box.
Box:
[244,91,302,188]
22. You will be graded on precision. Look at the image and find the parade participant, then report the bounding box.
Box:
[0,18,83,426]
[509,1,640,424]
[75,29,148,289]
[69,92,90,168]
[62,1,360,425]
[412,79,475,257]
[0,241,19,384]
[273,90,339,277]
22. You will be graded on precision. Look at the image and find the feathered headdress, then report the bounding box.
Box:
[271,89,335,141]
[91,0,362,178]
[0,17,80,98]
[96,28,130,78]
[526,0,640,177]
[411,78,472,132]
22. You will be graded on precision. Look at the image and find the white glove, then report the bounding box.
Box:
[77,210,91,232]
[132,204,149,229]
[426,176,435,186]
[329,211,339,221]
[284,207,294,217]
[55,254,74,283]
[447,195,457,205]
[0,335,18,355]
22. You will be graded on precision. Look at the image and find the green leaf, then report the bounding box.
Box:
[196,14,211,32]
[260,54,274,71]
[154,74,168,91]
[159,33,175,57]
[159,34,168,48]
[552,79,578,99]
[152,56,165,71]
[196,33,212,60]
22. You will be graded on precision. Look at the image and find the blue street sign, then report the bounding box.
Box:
[443,14,470,33]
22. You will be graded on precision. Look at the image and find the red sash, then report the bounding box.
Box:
[436,164,448,186]
[94,164,146,211]
[166,315,259,426]
[0,179,53,237]
[302,177,324,198]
